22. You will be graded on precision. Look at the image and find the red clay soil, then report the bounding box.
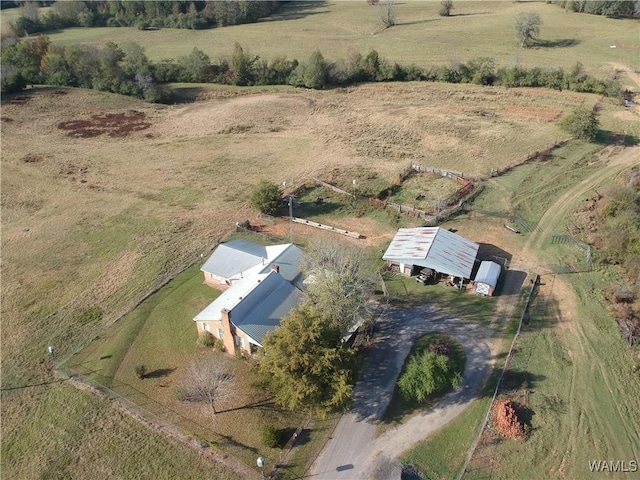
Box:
[493,398,526,439]
[58,111,151,138]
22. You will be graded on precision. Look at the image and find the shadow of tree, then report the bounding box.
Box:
[144,368,176,379]
[535,38,580,48]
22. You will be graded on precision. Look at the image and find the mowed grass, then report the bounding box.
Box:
[36,2,639,77]
[66,262,308,472]
[465,274,640,479]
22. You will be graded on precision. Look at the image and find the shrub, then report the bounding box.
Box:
[134,364,147,379]
[559,106,599,140]
[250,180,283,215]
[198,331,215,347]
[260,425,282,448]
[213,338,225,352]
[439,0,453,17]
[398,351,462,402]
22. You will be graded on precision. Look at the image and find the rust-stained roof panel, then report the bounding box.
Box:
[382,227,479,278]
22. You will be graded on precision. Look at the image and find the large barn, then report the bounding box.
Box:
[383,227,479,280]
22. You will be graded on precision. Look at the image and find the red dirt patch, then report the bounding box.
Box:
[58,111,151,138]
[492,398,527,439]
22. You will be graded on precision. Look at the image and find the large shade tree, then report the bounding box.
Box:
[260,304,356,416]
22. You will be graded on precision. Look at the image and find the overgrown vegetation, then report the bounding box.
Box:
[547,0,639,18]
[584,168,640,344]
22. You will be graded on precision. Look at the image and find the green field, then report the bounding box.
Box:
[33,2,638,78]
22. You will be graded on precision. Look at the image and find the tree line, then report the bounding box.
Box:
[546,0,639,18]
[7,1,281,37]
[1,36,617,100]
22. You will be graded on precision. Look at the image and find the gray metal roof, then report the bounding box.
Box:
[259,244,305,287]
[383,227,479,279]
[233,279,303,346]
[201,240,268,280]
[474,261,501,288]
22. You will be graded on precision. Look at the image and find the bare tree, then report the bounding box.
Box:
[301,238,376,338]
[177,356,237,418]
[379,0,396,28]
[440,0,454,17]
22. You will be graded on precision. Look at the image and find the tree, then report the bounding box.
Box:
[301,238,376,338]
[379,0,396,27]
[289,50,328,89]
[229,42,257,86]
[439,0,454,17]
[177,356,237,418]
[250,180,282,214]
[514,11,542,48]
[260,304,356,416]
[559,106,599,140]
[397,350,462,402]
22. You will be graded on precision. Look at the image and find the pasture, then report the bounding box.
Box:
[35,1,640,78]
[1,6,639,473]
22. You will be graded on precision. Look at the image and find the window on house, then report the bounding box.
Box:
[217,328,223,339]
[202,323,211,332]
[235,336,244,349]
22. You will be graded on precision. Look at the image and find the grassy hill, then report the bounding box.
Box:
[34,1,639,78]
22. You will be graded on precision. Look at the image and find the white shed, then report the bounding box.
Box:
[473,261,501,296]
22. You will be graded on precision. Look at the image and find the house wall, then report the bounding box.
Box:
[204,272,228,287]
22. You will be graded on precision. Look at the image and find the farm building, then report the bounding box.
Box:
[383,227,479,280]
[195,240,305,355]
[473,261,501,296]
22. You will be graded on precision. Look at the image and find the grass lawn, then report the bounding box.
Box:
[64,259,324,474]
[35,2,639,77]
[383,273,497,327]
[380,333,466,431]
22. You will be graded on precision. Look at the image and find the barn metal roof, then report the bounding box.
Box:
[474,261,501,288]
[382,227,479,279]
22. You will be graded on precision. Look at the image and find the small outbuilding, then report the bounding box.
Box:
[473,261,501,296]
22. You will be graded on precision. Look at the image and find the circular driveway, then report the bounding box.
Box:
[309,302,492,479]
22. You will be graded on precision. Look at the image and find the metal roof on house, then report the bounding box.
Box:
[201,240,303,283]
[201,240,269,280]
[193,270,302,346]
[474,261,501,288]
[382,227,479,279]
[233,280,303,346]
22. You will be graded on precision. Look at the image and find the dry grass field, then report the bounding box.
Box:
[1,75,637,477]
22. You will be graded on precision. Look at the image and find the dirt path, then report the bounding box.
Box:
[524,145,639,261]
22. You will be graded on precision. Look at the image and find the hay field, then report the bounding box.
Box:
[40,1,639,77]
[0,82,629,477]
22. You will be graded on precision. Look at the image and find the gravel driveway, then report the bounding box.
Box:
[308,302,493,479]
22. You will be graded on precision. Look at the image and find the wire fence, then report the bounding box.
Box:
[457,274,540,480]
